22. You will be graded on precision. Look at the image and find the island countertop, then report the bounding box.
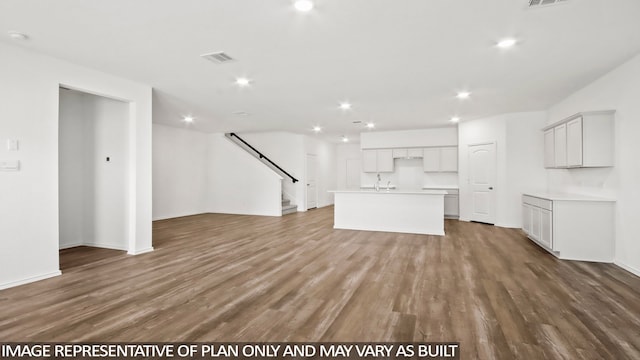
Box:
[329,189,447,195]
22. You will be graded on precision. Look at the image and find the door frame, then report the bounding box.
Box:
[58,83,138,255]
[305,153,318,211]
[467,141,497,225]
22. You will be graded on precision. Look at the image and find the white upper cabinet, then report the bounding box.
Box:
[544,129,555,168]
[362,149,378,172]
[392,148,423,158]
[407,148,423,158]
[362,149,394,173]
[423,146,457,172]
[422,148,440,172]
[376,149,394,172]
[440,147,458,172]
[554,123,567,168]
[566,118,583,167]
[392,148,408,158]
[543,111,614,169]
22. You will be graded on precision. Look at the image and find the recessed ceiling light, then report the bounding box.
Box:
[450,117,460,123]
[496,38,517,48]
[339,102,352,110]
[235,77,251,87]
[366,122,375,129]
[342,136,349,143]
[456,91,471,99]
[8,31,28,41]
[312,126,322,133]
[294,0,314,12]
[183,116,194,123]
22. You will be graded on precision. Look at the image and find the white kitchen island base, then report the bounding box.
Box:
[330,190,447,236]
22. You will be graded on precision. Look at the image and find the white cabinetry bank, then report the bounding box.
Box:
[522,193,615,262]
[543,110,615,169]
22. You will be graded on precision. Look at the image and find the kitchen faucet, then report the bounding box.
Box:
[386,181,391,191]
[375,173,381,192]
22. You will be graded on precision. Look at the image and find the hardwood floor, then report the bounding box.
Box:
[1,206,639,359]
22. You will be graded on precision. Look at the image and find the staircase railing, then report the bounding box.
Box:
[226,133,299,183]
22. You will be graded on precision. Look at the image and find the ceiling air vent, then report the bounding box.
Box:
[528,0,568,7]
[201,51,235,64]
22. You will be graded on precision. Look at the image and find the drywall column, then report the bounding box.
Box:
[0,43,152,290]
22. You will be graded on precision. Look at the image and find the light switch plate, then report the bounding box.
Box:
[0,160,20,171]
[7,139,19,151]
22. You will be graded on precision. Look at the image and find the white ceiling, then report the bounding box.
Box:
[2,0,640,142]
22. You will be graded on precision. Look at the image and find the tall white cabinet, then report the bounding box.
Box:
[543,110,615,168]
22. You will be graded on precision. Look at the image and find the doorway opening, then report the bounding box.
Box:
[58,87,131,270]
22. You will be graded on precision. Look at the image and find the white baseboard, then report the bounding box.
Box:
[614,261,640,278]
[0,270,62,290]
[59,242,83,250]
[128,247,154,256]
[83,242,128,251]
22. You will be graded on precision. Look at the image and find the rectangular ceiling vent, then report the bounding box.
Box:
[201,52,235,64]
[528,0,568,7]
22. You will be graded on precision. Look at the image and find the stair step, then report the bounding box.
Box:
[282,204,297,215]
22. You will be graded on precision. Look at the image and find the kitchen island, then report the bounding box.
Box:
[329,189,447,236]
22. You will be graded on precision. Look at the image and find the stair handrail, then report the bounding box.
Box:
[228,133,299,183]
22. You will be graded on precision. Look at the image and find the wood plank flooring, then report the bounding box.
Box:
[1,206,639,359]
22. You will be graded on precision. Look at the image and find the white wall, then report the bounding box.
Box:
[59,89,130,250]
[240,132,305,210]
[153,124,208,220]
[361,127,458,149]
[238,132,337,211]
[0,43,152,290]
[546,53,640,276]
[207,134,282,216]
[459,112,546,228]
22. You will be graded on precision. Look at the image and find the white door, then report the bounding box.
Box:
[468,143,496,224]
[306,154,317,210]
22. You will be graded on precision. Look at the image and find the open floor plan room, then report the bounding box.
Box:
[2,207,640,358]
[2,1,640,358]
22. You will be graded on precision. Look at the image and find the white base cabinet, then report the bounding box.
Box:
[522,193,615,262]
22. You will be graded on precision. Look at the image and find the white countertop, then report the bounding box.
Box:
[524,191,616,202]
[422,185,459,190]
[330,189,447,195]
